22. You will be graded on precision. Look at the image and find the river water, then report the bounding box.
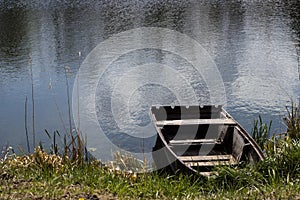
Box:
[0,0,300,161]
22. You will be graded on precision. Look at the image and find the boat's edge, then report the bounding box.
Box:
[221,108,265,161]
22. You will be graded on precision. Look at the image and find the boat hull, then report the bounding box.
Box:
[151,105,264,175]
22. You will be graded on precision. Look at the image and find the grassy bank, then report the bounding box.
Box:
[1,140,300,200]
[1,103,300,199]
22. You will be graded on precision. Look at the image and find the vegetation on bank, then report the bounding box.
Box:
[1,139,300,199]
[0,102,300,199]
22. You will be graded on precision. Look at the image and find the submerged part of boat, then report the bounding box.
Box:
[151,105,264,176]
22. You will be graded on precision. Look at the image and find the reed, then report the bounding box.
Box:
[41,128,86,166]
[76,52,81,133]
[24,96,30,153]
[252,115,272,150]
[48,78,68,135]
[295,42,300,80]
[29,55,36,147]
[64,66,72,136]
[40,65,86,165]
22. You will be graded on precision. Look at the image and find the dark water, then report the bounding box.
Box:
[0,0,300,161]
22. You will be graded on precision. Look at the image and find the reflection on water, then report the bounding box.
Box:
[0,1,299,159]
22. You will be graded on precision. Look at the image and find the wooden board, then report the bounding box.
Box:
[185,160,236,167]
[169,139,217,145]
[180,155,237,167]
[178,155,234,161]
[199,171,217,177]
[156,118,236,126]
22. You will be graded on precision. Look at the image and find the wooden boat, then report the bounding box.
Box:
[151,105,264,176]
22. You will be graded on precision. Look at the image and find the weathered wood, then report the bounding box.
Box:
[156,118,236,126]
[199,172,214,176]
[185,160,236,167]
[169,139,217,145]
[182,155,237,167]
[178,155,233,161]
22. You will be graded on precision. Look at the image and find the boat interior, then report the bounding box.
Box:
[151,106,261,172]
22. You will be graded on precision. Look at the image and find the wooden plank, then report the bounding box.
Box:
[178,155,233,161]
[169,139,217,145]
[185,160,236,167]
[182,155,237,167]
[156,118,236,126]
[199,171,215,177]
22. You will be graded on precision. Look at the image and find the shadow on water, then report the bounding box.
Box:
[0,9,30,68]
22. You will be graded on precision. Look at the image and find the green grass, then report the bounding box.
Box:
[1,141,300,199]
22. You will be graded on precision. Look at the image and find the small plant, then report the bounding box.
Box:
[44,129,60,155]
[252,115,272,151]
[285,100,300,140]
[42,129,86,165]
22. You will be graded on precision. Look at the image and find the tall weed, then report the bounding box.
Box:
[285,100,300,140]
[252,115,272,151]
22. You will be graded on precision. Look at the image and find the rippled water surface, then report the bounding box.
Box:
[0,0,300,161]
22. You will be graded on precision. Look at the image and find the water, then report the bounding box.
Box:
[0,0,300,161]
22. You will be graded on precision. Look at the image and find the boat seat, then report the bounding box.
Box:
[156,118,237,126]
[179,155,233,161]
[169,139,219,145]
[178,155,237,167]
[184,160,235,167]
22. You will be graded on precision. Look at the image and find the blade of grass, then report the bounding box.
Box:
[24,96,30,153]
